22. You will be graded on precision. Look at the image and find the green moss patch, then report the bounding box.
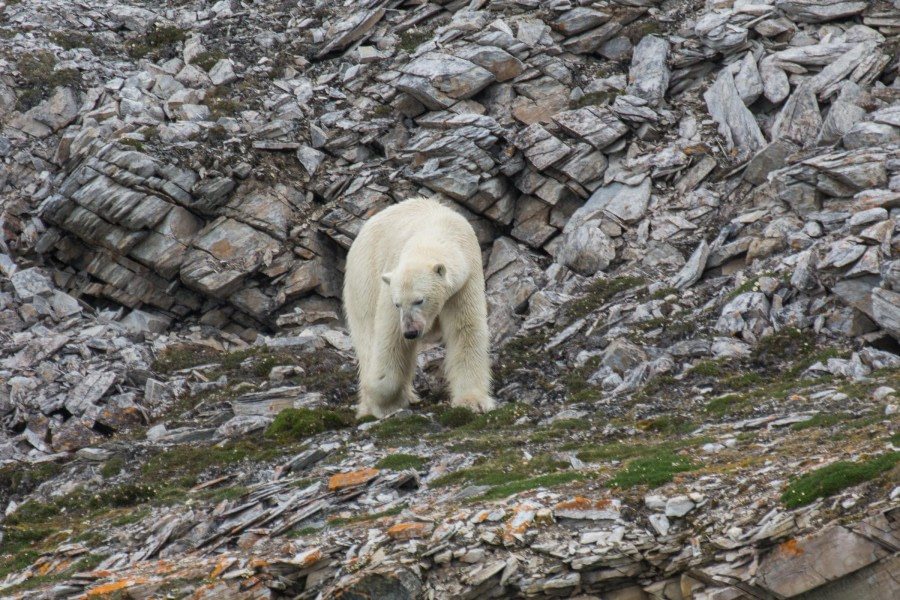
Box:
[265,408,354,441]
[637,416,696,436]
[477,472,586,501]
[287,526,323,538]
[141,440,283,487]
[571,89,622,109]
[781,453,900,508]
[705,394,751,418]
[567,276,646,319]
[15,51,81,111]
[436,407,477,428]
[457,402,535,432]
[398,29,431,52]
[190,49,226,71]
[126,25,187,60]
[100,456,126,478]
[431,451,569,489]
[530,418,593,443]
[205,85,242,120]
[0,461,63,499]
[328,505,406,528]
[370,414,436,442]
[689,360,724,377]
[376,453,427,471]
[791,413,853,431]
[608,451,697,488]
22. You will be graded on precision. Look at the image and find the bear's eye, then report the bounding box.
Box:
[413,299,424,306]
[394,302,400,308]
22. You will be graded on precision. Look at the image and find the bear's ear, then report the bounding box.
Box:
[433,263,446,277]
[381,272,392,285]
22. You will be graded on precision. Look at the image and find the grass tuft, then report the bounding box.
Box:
[608,451,697,488]
[781,453,900,508]
[376,453,427,471]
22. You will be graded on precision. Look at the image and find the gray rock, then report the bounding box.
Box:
[671,240,709,290]
[772,83,821,146]
[744,139,800,186]
[31,87,79,132]
[109,6,158,32]
[808,42,879,101]
[627,36,670,107]
[610,94,658,123]
[511,195,556,248]
[562,22,623,55]
[315,7,385,58]
[553,106,629,150]
[601,339,647,375]
[572,178,652,225]
[820,239,867,269]
[695,10,748,53]
[119,309,172,334]
[716,292,771,337]
[10,268,53,300]
[775,0,868,24]
[557,143,608,187]
[665,495,695,518]
[704,70,767,161]
[832,276,880,317]
[556,220,616,276]
[818,100,867,146]
[550,8,610,36]
[65,371,117,417]
[843,122,900,150]
[296,145,326,177]
[514,124,572,171]
[598,36,633,61]
[408,159,479,201]
[791,249,819,291]
[49,291,82,319]
[209,59,238,86]
[872,288,900,340]
[453,45,524,82]
[649,513,670,536]
[871,106,900,128]
[485,237,545,343]
[760,56,790,105]
[180,218,281,296]
[734,52,763,106]
[757,524,889,598]
[397,52,494,110]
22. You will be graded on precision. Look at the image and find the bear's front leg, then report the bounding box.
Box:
[360,317,419,418]
[442,289,496,414]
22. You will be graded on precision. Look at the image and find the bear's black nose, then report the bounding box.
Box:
[404,330,419,339]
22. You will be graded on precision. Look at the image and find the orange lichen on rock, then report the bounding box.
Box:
[554,497,611,511]
[779,538,805,557]
[328,468,379,490]
[292,547,322,567]
[86,577,149,597]
[503,503,537,543]
[209,557,237,579]
[386,522,431,540]
[154,560,176,575]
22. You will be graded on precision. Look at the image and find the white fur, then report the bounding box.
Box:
[343,198,495,418]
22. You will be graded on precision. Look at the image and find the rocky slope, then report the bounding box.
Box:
[1,0,900,598]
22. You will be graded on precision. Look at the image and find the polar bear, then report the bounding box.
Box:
[343,197,496,419]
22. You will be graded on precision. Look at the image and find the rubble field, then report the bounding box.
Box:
[1,0,899,598]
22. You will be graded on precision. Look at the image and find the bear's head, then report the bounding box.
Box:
[382,261,448,340]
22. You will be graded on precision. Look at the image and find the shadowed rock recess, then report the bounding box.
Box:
[1,0,900,598]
